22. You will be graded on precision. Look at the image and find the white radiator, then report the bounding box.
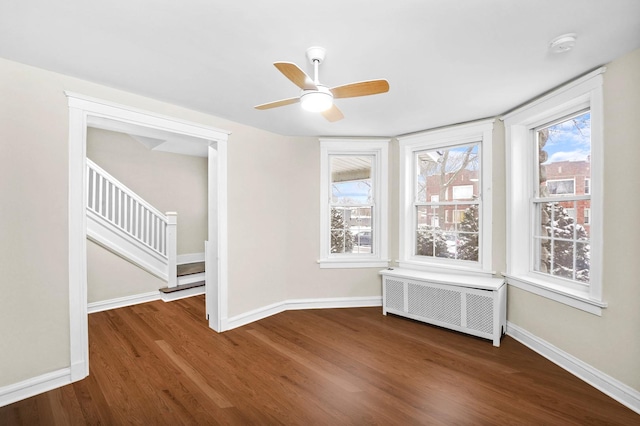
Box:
[380,268,506,347]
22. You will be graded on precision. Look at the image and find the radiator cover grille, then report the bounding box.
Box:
[385,279,405,312]
[408,283,461,327]
[466,293,494,334]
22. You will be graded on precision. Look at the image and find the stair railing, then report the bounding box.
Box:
[86,158,177,287]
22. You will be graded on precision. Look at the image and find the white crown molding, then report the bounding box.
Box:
[507,321,640,415]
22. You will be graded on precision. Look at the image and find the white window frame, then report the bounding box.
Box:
[398,119,494,275]
[503,68,606,315]
[319,139,389,268]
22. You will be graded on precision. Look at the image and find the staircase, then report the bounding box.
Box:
[160,262,205,301]
[86,158,205,303]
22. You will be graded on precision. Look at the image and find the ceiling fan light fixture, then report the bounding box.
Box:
[300,90,333,112]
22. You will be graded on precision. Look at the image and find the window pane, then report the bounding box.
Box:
[533,237,551,274]
[575,242,590,283]
[351,207,373,254]
[330,208,352,253]
[416,205,429,227]
[414,144,481,262]
[534,201,590,283]
[537,111,591,198]
[415,144,480,203]
[331,156,372,204]
[331,206,373,254]
[416,227,448,258]
[456,204,479,261]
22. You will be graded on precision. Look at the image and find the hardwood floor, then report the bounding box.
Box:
[1,295,637,425]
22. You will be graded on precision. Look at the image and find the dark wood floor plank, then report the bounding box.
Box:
[1,295,638,425]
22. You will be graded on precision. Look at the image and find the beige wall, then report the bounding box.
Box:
[87,240,165,303]
[1,48,639,397]
[506,48,640,390]
[87,128,208,255]
[0,55,381,388]
[0,58,71,386]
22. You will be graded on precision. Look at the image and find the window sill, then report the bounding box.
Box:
[318,259,390,269]
[398,260,495,277]
[504,273,607,316]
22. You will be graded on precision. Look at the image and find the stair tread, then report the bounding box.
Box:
[177,261,205,277]
[160,281,205,294]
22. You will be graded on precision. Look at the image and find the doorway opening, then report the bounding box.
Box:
[66,92,229,382]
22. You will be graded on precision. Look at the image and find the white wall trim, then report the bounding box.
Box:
[0,368,71,408]
[507,321,640,415]
[223,296,383,331]
[177,252,205,264]
[88,291,162,314]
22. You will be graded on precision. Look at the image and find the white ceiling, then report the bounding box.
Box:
[1,1,639,138]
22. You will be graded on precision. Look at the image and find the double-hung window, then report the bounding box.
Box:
[398,120,494,274]
[504,68,606,315]
[319,139,389,268]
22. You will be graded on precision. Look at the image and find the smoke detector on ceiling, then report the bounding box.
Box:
[549,33,577,53]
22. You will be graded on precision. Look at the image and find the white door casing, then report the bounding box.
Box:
[67,92,230,382]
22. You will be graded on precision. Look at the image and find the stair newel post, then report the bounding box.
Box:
[166,212,178,288]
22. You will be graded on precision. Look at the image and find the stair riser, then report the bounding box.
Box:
[178,272,205,286]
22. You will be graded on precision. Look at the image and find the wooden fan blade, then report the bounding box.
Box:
[274,62,317,90]
[254,97,299,110]
[330,79,389,99]
[321,104,344,122]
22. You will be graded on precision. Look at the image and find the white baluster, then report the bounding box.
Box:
[110,181,115,222]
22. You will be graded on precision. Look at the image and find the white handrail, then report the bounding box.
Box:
[86,159,178,287]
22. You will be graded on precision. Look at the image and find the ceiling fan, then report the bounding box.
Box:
[254,47,389,122]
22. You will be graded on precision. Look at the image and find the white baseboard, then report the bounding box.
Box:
[0,368,71,408]
[161,286,205,302]
[177,252,205,264]
[223,296,382,331]
[507,321,640,415]
[88,291,161,314]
